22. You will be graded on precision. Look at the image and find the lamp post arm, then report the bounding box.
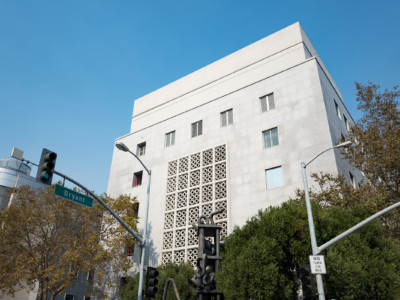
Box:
[305,147,334,168]
[317,200,400,254]
[127,150,150,175]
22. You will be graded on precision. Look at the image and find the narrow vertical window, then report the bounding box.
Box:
[133,171,143,187]
[260,93,275,113]
[191,120,203,138]
[263,127,279,149]
[349,172,355,188]
[137,142,146,157]
[265,166,283,189]
[334,100,341,119]
[344,115,349,131]
[165,131,175,147]
[220,109,233,127]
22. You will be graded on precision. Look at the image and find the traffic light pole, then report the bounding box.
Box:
[14,157,144,246]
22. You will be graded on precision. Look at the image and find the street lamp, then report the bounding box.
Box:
[300,141,352,300]
[115,141,151,300]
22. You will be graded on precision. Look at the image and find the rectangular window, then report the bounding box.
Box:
[120,277,127,288]
[265,166,283,189]
[133,171,143,187]
[126,245,134,256]
[87,270,94,281]
[84,297,91,300]
[65,294,74,300]
[334,100,341,119]
[260,93,275,112]
[344,115,349,131]
[165,131,175,147]
[191,120,203,138]
[349,172,355,188]
[263,127,279,149]
[137,142,146,157]
[220,109,233,127]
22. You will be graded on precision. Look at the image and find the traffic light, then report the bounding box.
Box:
[299,264,315,299]
[145,266,159,298]
[36,148,57,185]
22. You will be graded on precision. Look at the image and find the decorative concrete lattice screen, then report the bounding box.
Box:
[161,144,228,266]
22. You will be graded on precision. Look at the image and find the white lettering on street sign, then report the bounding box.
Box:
[54,184,93,208]
[309,255,326,274]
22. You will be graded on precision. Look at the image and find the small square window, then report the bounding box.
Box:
[220,109,233,127]
[126,245,134,256]
[65,294,74,300]
[191,120,203,138]
[137,142,146,156]
[165,131,175,147]
[120,277,127,288]
[265,166,283,189]
[260,93,275,112]
[133,171,143,187]
[263,127,279,149]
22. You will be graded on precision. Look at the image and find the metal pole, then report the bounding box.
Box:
[301,162,325,300]
[52,168,144,246]
[317,200,400,254]
[137,170,151,300]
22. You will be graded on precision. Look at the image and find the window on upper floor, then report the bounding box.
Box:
[137,142,146,157]
[265,166,283,189]
[343,115,349,131]
[263,127,279,149]
[165,131,175,147]
[133,171,143,187]
[334,100,341,119]
[87,270,94,281]
[220,109,233,127]
[349,172,356,188]
[260,93,275,113]
[191,120,203,138]
[65,294,74,300]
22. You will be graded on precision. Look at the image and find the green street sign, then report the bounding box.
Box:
[54,184,93,208]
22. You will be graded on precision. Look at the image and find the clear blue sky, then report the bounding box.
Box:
[1,0,399,195]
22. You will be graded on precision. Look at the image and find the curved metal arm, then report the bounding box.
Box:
[162,278,181,300]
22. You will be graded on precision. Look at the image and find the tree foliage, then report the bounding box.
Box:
[340,82,400,237]
[0,184,139,300]
[120,262,196,300]
[215,199,400,299]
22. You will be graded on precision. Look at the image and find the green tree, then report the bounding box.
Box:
[0,184,139,300]
[215,199,400,299]
[120,262,196,300]
[340,82,400,238]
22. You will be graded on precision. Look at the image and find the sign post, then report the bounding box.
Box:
[309,255,327,274]
[54,184,93,208]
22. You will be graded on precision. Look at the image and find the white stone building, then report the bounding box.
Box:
[107,22,360,269]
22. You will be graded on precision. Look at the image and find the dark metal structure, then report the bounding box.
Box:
[191,208,225,300]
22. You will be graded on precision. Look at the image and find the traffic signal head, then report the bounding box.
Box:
[36,148,57,185]
[145,267,159,298]
[299,264,315,299]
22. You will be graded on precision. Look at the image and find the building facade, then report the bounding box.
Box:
[107,23,361,270]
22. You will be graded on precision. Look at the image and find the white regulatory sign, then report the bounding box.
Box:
[309,255,326,274]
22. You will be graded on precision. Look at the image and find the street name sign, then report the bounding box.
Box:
[309,255,326,274]
[54,184,93,208]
